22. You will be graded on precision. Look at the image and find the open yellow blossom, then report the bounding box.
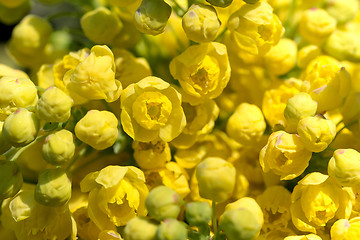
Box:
[256,185,291,232]
[66,45,122,103]
[121,76,186,142]
[169,42,231,104]
[302,55,351,113]
[171,100,219,149]
[259,131,312,180]
[290,172,352,233]
[331,217,360,240]
[1,190,75,240]
[227,0,284,55]
[80,165,148,229]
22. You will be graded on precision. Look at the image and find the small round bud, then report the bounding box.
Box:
[156,218,187,240]
[36,86,73,123]
[123,216,158,240]
[219,208,261,240]
[297,45,321,69]
[297,116,336,152]
[328,149,360,187]
[0,0,26,8]
[0,161,23,200]
[185,202,212,226]
[324,0,359,24]
[0,0,30,25]
[145,185,182,221]
[134,0,172,35]
[284,92,317,132]
[182,3,221,43]
[81,7,122,44]
[34,168,71,206]
[75,110,118,150]
[205,0,233,8]
[226,103,266,145]
[42,130,75,166]
[3,108,40,147]
[196,157,236,202]
[324,30,360,62]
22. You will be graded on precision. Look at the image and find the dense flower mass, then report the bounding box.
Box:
[2,0,360,239]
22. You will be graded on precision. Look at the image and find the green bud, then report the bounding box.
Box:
[156,218,188,240]
[42,130,75,166]
[36,86,73,122]
[219,208,261,240]
[284,92,317,132]
[324,30,360,62]
[134,0,172,35]
[34,168,71,206]
[81,7,123,44]
[0,0,30,25]
[0,161,23,200]
[185,202,212,226]
[205,0,233,8]
[3,108,40,147]
[145,186,182,221]
[123,216,158,240]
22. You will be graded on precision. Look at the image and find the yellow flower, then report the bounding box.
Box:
[0,64,29,79]
[298,8,336,45]
[284,234,323,240]
[120,76,186,142]
[297,116,336,152]
[227,0,284,55]
[331,217,360,240]
[113,48,152,89]
[169,42,231,104]
[264,38,297,76]
[290,172,352,233]
[1,190,75,240]
[80,165,148,229]
[66,45,122,103]
[226,102,266,145]
[144,162,190,199]
[297,45,321,69]
[75,110,118,150]
[0,76,38,118]
[256,185,291,232]
[302,56,351,113]
[259,131,312,180]
[132,139,171,170]
[262,78,302,128]
[171,100,219,149]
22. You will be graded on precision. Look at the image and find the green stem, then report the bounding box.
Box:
[46,11,83,21]
[66,144,87,172]
[212,201,218,239]
[284,0,298,38]
[6,134,48,162]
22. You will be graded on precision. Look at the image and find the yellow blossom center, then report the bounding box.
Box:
[132,91,172,130]
[189,55,219,95]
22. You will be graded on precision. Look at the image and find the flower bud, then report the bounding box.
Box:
[328,149,360,187]
[297,116,336,152]
[81,7,122,44]
[156,218,187,240]
[298,8,336,45]
[324,0,359,24]
[196,157,236,202]
[0,0,30,25]
[42,130,75,166]
[324,30,360,62]
[226,103,266,145]
[123,216,158,240]
[219,208,261,240]
[36,86,73,123]
[182,3,221,43]
[134,0,172,35]
[284,92,317,132]
[205,0,233,8]
[185,202,212,226]
[75,110,118,150]
[0,161,23,200]
[3,108,40,147]
[34,168,71,206]
[331,218,360,240]
[297,45,321,69]
[145,185,182,221]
